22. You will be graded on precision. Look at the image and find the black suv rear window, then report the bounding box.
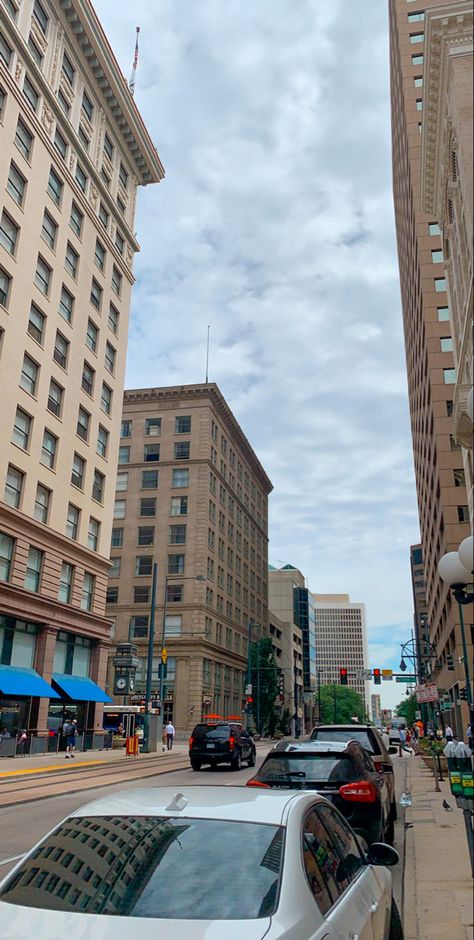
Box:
[309,729,376,754]
[258,754,360,786]
[192,723,230,741]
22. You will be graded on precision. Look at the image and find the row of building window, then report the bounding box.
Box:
[121,416,191,438]
[0,531,95,610]
[118,441,190,464]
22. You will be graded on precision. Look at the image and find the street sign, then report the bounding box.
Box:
[245,684,252,695]
[362,669,372,680]
[396,676,416,682]
[415,682,439,703]
[161,647,167,664]
[382,669,393,679]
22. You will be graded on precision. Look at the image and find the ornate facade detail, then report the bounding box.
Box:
[50,24,64,90]
[125,244,134,267]
[69,151,76,172]
[41,104,54,136]
[14,60,23,84]
[30,17,49,55]
[89,185,99,210]
[95,108,106,164]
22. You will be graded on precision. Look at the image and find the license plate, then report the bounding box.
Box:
[207,743,215,749]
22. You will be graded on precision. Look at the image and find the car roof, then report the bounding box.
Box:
[313,724,374,731]
[71,786,305,826]
[272,739,354,754]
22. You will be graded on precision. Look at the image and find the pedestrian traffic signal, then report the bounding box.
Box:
[446,654,454,671]
[340,668,348,686]
[373,668,381,686]
[459,688,468,701]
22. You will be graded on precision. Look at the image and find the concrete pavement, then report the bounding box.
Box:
[403,753,473,940]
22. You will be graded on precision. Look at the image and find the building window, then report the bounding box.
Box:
[166,583,182,603]
[65,242,78,279]
[103,132,114,160]
[121,419,132,438]
[92,470,105,504]
[85,319,98,354]
[82,90,93,122]
[88,517,100,551]
[101,383,112,415]
[129,616,148,639]
[454,469,465,487]
[114,499,126,519]
[169,525,186,545]
[20,353,39,395]
[172,469,189,488]
[409,33,424,43]
[138,526,154,546]
[35,255,52,296]
[111,527,123,548]
[34,483,50,523]
[431,249,443,264]
[97,424,108,458]
[428,222,440,236]
[0,532,15,582]
[47,379,64,418]
[119,163,129,188]
[440,337,453,353]
[414,76,423,87]
[51,335,68,375]
[24,547,43,592]
[0,29,12,67]
[446,400,454,417]
[7,162,26,206]
[94,239,106,272]
[57,89,70,117]
[108,303,119,335]
[54,127,67,160]
[437,306,450,321]
[41,210,57,250]
[66,504,80,540]
[99,202,109,230]
[435,278,446,292]
[408,11,425,22]
[115,230,124,255]
[117,196,125,216]
[15,119,33,160]
[118,446,130,464]
[168,554,185,575]
[23,75,39,112]
[69,203,83,239]
[81,572,94,611]
[144,443,160,462]
[106,586,118,604]
[0,266,11,308]
[134,585,150,604]
[443,368,456,384]
[142,469,158,489]
[140,498,156,517]
[109,557,121,578]
[76,406,90,441]
[145,417,161,436]
[41,429,57,469]
[174,441,190,460]
[59,285,74,323]
[457,506,469,523]
[81,362,95,396]
[0,211,18,256]
[4,465,24,508]
[12,407,32,450]
[136,555,153,576]
[116,471,128,491]
[170,496,188,516]
[33,1,49,35]
[71,453,85,489]
[90,278,102,311]
[58,562,73,604]
[111,265,122,296]
[75,163,87,193]
[48,167,63,206]
[105,342,116,374]
[175,415,191,434]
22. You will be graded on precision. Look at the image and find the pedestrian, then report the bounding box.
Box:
[63,718,77,758]
[17,729,28,756]
[398,724,410,757]
[445,724,453,743]
[165,720,175,751]
[0,727,10,738]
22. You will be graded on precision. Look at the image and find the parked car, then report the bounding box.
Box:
[247,739,393,846]
[0,785,403,939]
[188,721,256,770]
[309,724,397,841]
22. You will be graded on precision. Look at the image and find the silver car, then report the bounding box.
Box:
[0,786,403,939]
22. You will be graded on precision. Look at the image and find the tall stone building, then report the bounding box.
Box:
[0,0,163,739]
[106,383,272,735]
[389,0,473,734]
[313,594,370,710]
[268,565,312,734]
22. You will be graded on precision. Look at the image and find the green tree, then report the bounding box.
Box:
[317,685,367,724]
[395,693,417,727]
[249,636,278,734]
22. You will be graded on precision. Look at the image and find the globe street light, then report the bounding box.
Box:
[438,543,474,708]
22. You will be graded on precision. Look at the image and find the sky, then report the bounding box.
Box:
[94,0,420,711]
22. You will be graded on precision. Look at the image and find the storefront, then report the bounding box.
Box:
[48,673,112,736]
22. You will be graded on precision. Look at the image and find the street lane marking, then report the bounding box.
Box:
[0,853,25,866]
[0,760,103,779]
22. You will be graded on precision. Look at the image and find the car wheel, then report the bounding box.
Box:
[247,749,256,767]
[191,760,201,771]
[388,898,404,940]
[231,750,242,771]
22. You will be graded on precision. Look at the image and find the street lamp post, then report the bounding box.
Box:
[142,562,158,753]
[399,636,439,731]
[438,536,474,710]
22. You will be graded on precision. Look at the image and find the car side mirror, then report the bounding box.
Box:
[367,843,399,867]
[388,745,398,755]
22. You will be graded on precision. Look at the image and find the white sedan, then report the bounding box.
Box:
[0,786,403,940]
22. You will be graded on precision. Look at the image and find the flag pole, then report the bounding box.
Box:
[129,26,140,96]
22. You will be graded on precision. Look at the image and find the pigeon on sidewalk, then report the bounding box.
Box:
[442,799,454,811]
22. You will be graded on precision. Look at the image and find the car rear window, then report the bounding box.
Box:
[258,754,360,786]
[309,729,376,754]
[192,723,230,741]
[0,815,284,920]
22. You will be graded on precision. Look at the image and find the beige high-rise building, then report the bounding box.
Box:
[0,0,163,742]
[389,0,472,736]
[106,383,272,735]
[313,594,370,710]
[371,693,382,725]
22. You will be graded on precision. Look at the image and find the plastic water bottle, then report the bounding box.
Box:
[400,791,412,806]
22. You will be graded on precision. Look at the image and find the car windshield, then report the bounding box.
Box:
[310,729,376,754]
[0,815,284,920]
[193,724,230,741]
[258,754,359,785]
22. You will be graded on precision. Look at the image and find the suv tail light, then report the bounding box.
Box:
[246,779,270,788]
[188,736,194,749]
[228,735,235,751]
[374,761,383,773]
[339,781,377,803]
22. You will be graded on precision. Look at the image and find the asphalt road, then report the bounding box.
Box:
[0,751,408,914]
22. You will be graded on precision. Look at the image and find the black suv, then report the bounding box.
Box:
[189,722,256,771]
[247,740,392,846]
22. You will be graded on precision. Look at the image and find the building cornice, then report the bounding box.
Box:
[58,0,164,186]
[124,384,274,494]
[421,3,473,215]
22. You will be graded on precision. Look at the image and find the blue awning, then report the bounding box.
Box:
[0,666,60,698]
[52,673,112,703]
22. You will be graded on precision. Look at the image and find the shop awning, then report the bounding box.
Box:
[52,673,112,703]
[0,666,60,698]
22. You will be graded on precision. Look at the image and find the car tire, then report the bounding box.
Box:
[388,898,404,940]
[191,760,201,771]
[247,749,256,768]
[231,750,242,771]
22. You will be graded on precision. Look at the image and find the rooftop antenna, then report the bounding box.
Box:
[205,325,211,383]
[129,26,140,97]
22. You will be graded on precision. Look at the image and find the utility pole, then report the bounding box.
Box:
[333,683,337,724]
[142,562,158,753]
[256,641,261,735]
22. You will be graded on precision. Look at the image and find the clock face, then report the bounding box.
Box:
[129,676,135,691]
[116,677,127,690]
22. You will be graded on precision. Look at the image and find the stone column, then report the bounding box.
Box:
[34,625,58,733]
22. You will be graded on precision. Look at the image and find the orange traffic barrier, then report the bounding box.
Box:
[125,734,139,756]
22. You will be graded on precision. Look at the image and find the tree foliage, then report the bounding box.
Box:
[249,635,278,734]
[317,685,367,725]
[395,693,417,727]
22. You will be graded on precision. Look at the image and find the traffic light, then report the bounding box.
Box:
[340,668,348,686]
[373,668,381,686]
[446,654,454,671]
[459,688,468,701]
[246,696,253,706]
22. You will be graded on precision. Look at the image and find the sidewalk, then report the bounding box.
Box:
[0,742,190,778]
[403,755,473,940]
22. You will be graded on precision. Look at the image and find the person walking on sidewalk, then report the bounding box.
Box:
[165,721,175,751]
[445,724,454,743]
[64,718,78,758]
[398,724,411,757]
